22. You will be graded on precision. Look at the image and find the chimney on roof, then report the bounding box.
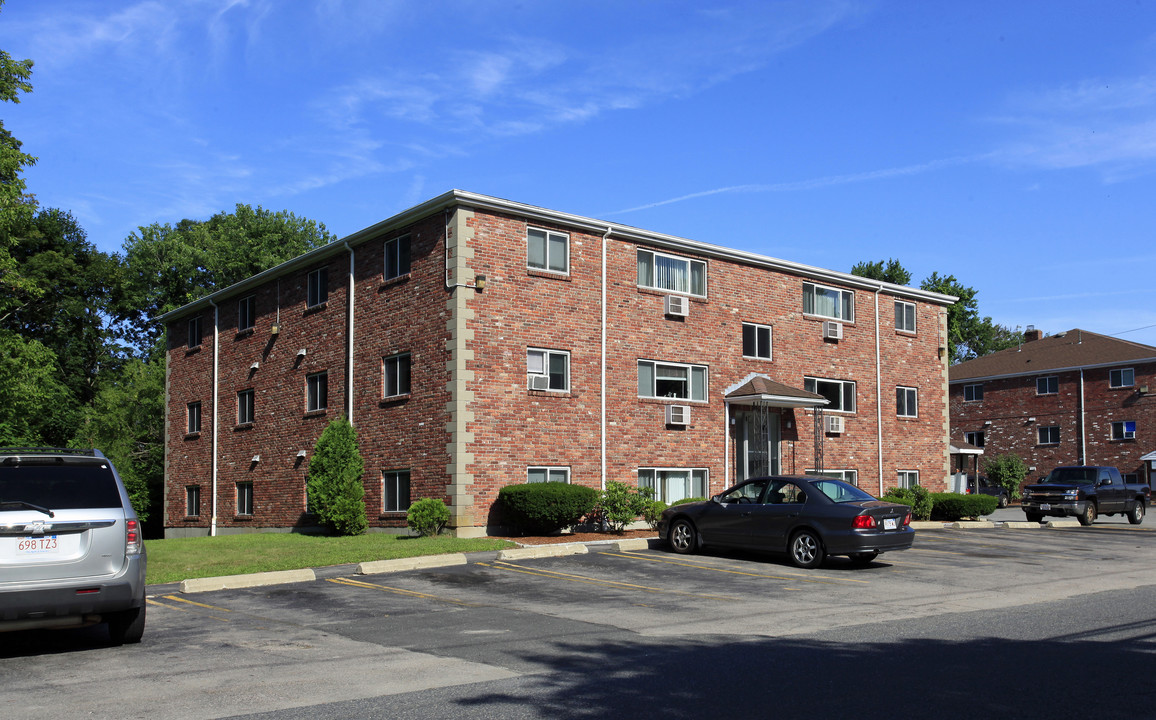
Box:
[1024,325,1042,342]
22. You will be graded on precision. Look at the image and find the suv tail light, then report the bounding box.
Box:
[125,518,142,555]
[852,515,877,529]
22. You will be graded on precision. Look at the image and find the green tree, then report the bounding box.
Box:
[306,417,368,536]
[984,453,1029,501]
[850,258,912,286]
[0,331,71,445]
[920,272,1021,364]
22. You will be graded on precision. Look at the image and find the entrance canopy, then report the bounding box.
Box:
[724,374,828,408]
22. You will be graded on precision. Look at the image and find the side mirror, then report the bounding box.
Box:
[711,495,721,503]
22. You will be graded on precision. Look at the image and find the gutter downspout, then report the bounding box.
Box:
[343,242,355,425]
[874,287,884,496]
[601,227,611,491]
[1079,368,1086,463]
[209,299,220,537]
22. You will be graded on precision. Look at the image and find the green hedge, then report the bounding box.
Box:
[498,482,599,535]
[671,497,707,507]
[929,493,998,521]
[881,486,933,520]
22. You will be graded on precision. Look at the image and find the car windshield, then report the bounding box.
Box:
[813,479,876,503]
[1043,468,1096,484]
[0,462,122,510]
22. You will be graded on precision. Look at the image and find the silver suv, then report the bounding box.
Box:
[0,448,147,644]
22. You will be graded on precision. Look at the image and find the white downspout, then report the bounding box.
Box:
[344,242,355,425]
[209,299,219,537]
[601,227,611,491]
[1079,368,1086,463]
[874,287,884,496]
[724,402,731,489]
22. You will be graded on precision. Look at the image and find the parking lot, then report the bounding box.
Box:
[5,523,1156,719]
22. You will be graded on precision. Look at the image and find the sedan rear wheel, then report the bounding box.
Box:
[668,518,697,555]
[997,494,1009,508]
[789,529,825,569]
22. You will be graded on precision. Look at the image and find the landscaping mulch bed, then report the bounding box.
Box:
[490,529,658,546]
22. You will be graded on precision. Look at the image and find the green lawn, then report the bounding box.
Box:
[144,533,516,585]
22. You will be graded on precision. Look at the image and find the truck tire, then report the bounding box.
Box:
[1128,501,1145,525]
[1025,511,1043,523]
[1078,502,1096,527]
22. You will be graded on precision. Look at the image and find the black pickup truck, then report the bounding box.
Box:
[1021,466,1150,526]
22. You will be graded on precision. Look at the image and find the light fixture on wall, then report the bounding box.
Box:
[1027,417,1036,423]
[251,454,260,463]
[297,348,307,357]
[250,361,259,371]
[296,450,306,459]
[475,274,487,291]
[983,420,992,426]
[271,324,280,335]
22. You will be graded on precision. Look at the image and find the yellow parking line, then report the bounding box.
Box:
[326,577,480,607]
[596,551,868,584]
[480,561,743,599]
[162,595,233,612]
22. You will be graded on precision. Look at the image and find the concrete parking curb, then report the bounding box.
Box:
[179,568,316,594]
[946,521,996,529]
[357,554,468,575]
[1045,519,1081,528]
[497,544,590,560]
[1001,521,1042,529]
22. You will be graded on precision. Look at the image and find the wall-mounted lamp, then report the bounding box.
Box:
[983,420,992,426]
[297,348,307,357]
[250,361,260,371]
[271,324,280,335]
[296,450,307,459]
[251,454,261,463]
[1027,417,1036,423]
[475,274,487,291]
[1141,385,1150,394]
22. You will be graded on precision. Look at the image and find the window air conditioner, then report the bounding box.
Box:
[666,404,690,426]
[528,374,551,391]
[665,294,689,317]
[823,321,843,340]
[825,415,845,434]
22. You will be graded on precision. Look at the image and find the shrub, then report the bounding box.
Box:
[642,500,668,529]
[930,493,999,521]
[498,482,599,535]
[597,481,655,532]
[984,453,1029,500]
[306,417,367,536]
[407,498,451,537]
[882,485,932,520]
[672,497,707,507]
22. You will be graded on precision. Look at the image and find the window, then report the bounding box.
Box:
[1110,368,1135,388]
[896,387,918,418]
[1112,421,1137,441]
[803,282,854,322]
[385,236,411,280]
[804,377,856,413]
[638,468,708,504]
[185,486,201,517]
[1038,426,1060,445]
[1036,376,1058,395]
[382,470,411,512]
[895,300,916,333]
[742,323,772,360]
[187,316,202,348]
[897,470,919,489]
[527,348,570,391]
[187,401,202,434]
[638,360,708,402]
[637,249,706,297]
[963,384,984,402]
[527,467,570,483]
[527,228,569,274]
[236,481,253,516]
[964,431,985,448]
[383,353,412,398]
[237,389,255,424]
[806,469,859,486]
[1124,473,1139,483]
[238,295,256,331]
[307,267,328,307]
[307,372,328,412]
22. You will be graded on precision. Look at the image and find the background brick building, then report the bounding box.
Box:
[949,328,1156,487]
[162,191,957,537]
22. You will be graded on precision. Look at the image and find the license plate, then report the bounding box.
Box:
[1040,504,1051,511]
[883,518,897,530]
[16,535,61,554]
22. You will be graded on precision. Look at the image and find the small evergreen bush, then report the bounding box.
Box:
[306,417,368,536]
[642,500,668,529]
[984,453,1029,500]
[407,498,450,537]
[597,481,655,532]
[881,485,932,520]
[930,493,998,521]
[498,482,599,535]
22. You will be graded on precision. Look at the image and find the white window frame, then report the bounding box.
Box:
[238,295,256,332]
[236,481,253,516]
[964,431,985,448]
[307,267,328,307]
[187,401,202,434]
[527,466,570,483]
[637,248,707,297]
[186,485,201,517]
[742,322,772,360]
[382,470,411,512]
[803,282,855,322]
[638,360,708,402]
[1112,421,1137,441]
[1036,376,1058,395]
[963,383,984,402]
[1038,426,1060,445]
[527,227,569,274]
[897,386,918,418]
[384,235,411,280]
[804,377,856,413]
[237,389,255,425]
[897,470,920,489]
[383,353,411,398]
[1110,368,1135,388]
[806,469,859,486]
[527,348,570,392]
[637,468,709,503]
[187,316,202,348]
[306,371,328,412]
[894,300,916,333]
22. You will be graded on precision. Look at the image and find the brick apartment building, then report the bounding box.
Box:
[161,190,957,538]
[949,328,1156,487]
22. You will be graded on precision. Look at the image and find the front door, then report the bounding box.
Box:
[737,407,780,482]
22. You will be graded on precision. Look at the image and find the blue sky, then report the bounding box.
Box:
[3,0,1156,348]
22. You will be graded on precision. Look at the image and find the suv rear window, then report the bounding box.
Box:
[0,460,123,510]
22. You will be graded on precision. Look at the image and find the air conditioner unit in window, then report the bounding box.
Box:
[665,294,689,317]
[823,320,843,340]
[666,404,690,426]
[825,415,845,434]
[528,374,551,391]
